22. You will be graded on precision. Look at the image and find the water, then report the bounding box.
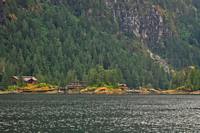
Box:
[0,94,200,132]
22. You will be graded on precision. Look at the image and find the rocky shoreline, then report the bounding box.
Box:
[128,88,200,95]
[1,87,200,95]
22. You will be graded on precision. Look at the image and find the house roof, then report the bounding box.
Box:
[11,76,19,80]
[22,76,37,81]
[11,76,37,81]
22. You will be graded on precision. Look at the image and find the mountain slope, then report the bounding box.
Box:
[1,0,200,88]
[105,0,200,68]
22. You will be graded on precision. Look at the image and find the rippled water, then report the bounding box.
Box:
[0,95,200,132]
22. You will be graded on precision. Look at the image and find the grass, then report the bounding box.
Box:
[5,83,58,92]
[89,82,119,89]
[36,83,52,88]
[7,85,19,91]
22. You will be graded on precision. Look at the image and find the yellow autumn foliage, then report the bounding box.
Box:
[21,83,57,92]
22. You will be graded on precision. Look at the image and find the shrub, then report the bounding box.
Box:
[7,85,19,91]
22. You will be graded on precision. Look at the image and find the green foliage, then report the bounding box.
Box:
[172,67,200,90]
[7,85,19,91]
[66,70,77,84]
[0,0,171,89]
[89,83,119,89]
[3,0,200,89]
[86,65,123,86]
[36,83,51,88]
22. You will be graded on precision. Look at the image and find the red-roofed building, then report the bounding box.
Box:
[11,76,38,84]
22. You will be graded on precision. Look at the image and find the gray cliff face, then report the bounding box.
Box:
[105,0,173,73]
[105,0,171,49]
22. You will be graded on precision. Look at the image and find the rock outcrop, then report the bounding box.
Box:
[105,0,171,47]
[105,0,173,73]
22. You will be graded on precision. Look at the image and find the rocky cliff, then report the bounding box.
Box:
[104,0,174,72]
[105,0,172,48]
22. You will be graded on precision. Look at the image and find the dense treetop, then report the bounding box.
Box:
[0,0,200,89]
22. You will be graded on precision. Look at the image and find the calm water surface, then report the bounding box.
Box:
[0,94,200,132]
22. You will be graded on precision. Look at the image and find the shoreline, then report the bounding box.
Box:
[1,83,200,95]
[1,88,200,95]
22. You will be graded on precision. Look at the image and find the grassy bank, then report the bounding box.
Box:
[1,82,200,95]
[0,83,58,94]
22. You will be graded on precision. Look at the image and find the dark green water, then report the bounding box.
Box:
[0,94,200,132]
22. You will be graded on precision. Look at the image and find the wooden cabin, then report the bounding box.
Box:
[66,81,87,90]
[118,83,128,90]
[22,76,38,84]
[10,76,19,84]
[11,76,38,84]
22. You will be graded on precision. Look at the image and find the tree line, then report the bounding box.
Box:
[1,0,200,90]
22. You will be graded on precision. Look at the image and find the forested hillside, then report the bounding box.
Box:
[0,0,200,89]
